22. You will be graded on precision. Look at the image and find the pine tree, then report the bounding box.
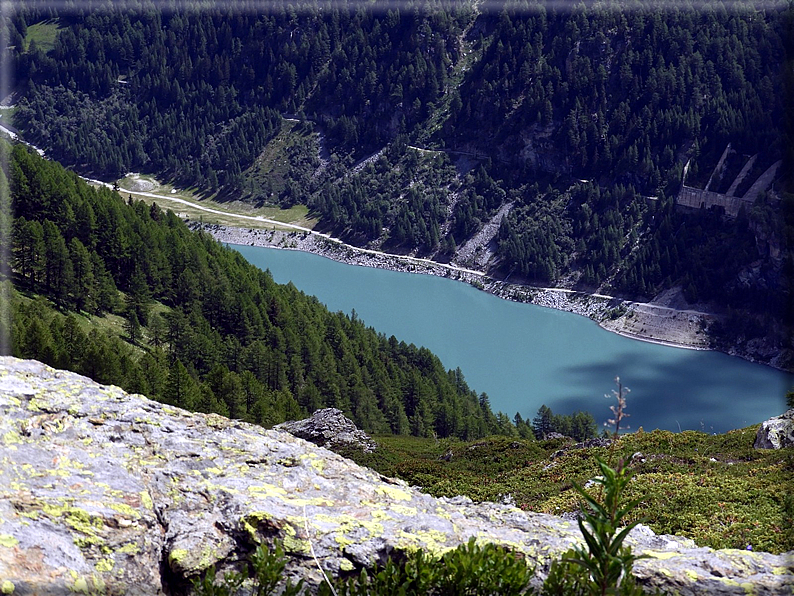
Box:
[165,359,201,410]
[532,405,554,439]
[69,238,95,313]
[125,266,151,326]
[125,310,141,345]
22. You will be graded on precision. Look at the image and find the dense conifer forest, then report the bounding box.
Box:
[2,143,602,438]
[3,142,519,438]
[6,0,791,334]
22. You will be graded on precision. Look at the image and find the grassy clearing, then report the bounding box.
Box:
[100,175,318,231]
[11,286,153,356]
[337,429,794,554]
[24,20,63,53]
[104,119,322,232]
[81,297,170,347]
[0,107,17,129]
[242,118,320,202]
[117,173,161,193]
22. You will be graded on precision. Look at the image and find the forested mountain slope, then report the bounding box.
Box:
[3,142,507,439]
[5,0,793,343]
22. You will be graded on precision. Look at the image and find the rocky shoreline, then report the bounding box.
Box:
[194,223,788,370]
[195,223,623,316]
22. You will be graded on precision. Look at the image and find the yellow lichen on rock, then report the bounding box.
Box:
[642,550,680,560]
[740,582,756,595]
[117,543,140,555]
[390,504,418,517]
[1,431,21,446]
[375,485,412,502]
[311,513,384,545]
[109,502,140,519]
[71,577,89,594]
[248,483,288,498]
[395,528,453,556]
[168,549,189,567]
[241,511,277,542]
[140,490,153,510]
[0,535,19,548]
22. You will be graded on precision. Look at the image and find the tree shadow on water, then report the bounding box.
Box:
[554,350,792,434]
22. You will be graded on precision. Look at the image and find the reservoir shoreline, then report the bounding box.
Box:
[195,223,786,372]
[230,237,792,432]
[4,122,785,373]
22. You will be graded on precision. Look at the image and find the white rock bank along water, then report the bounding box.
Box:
[0,358,791,595]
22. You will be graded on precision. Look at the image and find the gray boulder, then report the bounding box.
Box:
[544,431,569,440]
[754,409,794,449]
[0,357,792,595]
[275,408,378,453]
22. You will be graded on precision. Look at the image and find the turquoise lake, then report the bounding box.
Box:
[233,244,793,433]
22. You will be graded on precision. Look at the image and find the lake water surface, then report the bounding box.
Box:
[234,244,792,433]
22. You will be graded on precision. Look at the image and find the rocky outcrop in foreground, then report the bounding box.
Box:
[1,358,792,595]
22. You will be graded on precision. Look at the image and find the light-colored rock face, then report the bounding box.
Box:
[1,358,792,595]
[275,408,378,453]
[754,409,794,450]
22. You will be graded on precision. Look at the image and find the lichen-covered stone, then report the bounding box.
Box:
[275,408,378,453]
[1,358,792,595]
[754,409,794,449]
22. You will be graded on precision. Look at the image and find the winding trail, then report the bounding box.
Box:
[109,181,714,319]
[87,177,489,278]
[0,120,714,320]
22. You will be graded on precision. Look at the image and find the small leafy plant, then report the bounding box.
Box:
[562,458,648,596]
[541,460,649,596]
[191,540,303,596]
[249,540,304,596]
[191,565,244,596]
[542,377,649,596]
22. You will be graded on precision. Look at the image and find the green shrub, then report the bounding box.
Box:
[249,541,304,596]
[191,541,303,596]
[192,566,244,596]
[541,550,591,596]
[321,538,534,596]
[435,538,535,595]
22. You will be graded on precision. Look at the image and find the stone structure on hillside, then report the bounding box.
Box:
[0,357,792,595]
[676,146,781,218]
[676,185,752,217]
[754,409,794,450]
[275,408,378,453]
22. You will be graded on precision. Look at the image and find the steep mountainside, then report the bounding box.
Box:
[4,141,505,439]
[5,0,793,356]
